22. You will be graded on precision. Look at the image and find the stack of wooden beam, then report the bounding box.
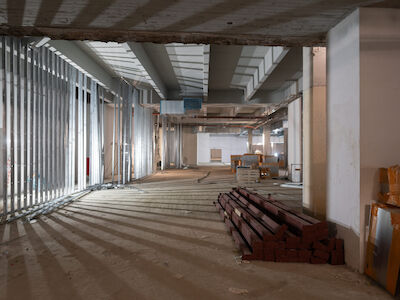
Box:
[215,187,344,264]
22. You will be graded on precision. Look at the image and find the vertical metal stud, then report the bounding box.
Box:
[29,47,34,206]
[44,47,49,202]
[117,82,121,184]
[9,38,15,213]
[59,59,64,196]
[83,74,87,189]
[34,49,39,204]
[23,42,29,209]
[38,46,44,203]
[49,51,54,200]
[2,37,8,216]
[15,39,21,211]
[101,87,104,184]
[54,53,59,198]
[77,72,83,190]
[111,89,116,184]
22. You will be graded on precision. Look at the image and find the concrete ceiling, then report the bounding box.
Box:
[208,45,243,89]
[257,47,303,92]
[2,0,399,46]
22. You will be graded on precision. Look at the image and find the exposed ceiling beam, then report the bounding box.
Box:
[125,42,167,99]
[250,78,301,105]
[244,47,289,102]
[1,25,326,47]
[48,40,117,93]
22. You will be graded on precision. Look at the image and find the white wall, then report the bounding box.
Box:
[327,9,361,270]
[327,9,361,234]
[327,8,400,272]
[197,133,261,164]
[288,97,302,175]
[197,133,210,164]
[359,7,400,271]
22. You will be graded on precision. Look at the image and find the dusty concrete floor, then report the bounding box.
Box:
[0,167,391,299]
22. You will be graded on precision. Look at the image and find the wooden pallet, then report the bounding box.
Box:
[236,168,260,183]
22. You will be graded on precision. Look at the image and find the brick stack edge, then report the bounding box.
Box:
[214,187,345,264]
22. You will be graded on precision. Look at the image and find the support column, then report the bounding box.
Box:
[303,47,327,218]
[263,126,272,156]
[247,129,253,153]
[288,98,302,181]
[327,8,400,272]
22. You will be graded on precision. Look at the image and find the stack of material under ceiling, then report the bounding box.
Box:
[215,187,344,264]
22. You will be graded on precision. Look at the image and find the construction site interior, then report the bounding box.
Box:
[1,1,400,299]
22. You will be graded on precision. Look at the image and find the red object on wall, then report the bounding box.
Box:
[87,157,90,176]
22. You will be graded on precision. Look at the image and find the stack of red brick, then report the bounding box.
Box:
[214,187,344,264]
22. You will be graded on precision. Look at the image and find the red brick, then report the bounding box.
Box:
[286,236,301,249]
[286,249,298,259]
[263,247,275,261]
[330,250,344,265]
[274,248,286,259]
[298,249,311,263]
[313,249,330,261]
[313,241,329,252]
[335,239,344,251]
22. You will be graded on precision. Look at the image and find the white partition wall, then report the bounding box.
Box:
[288,97,302,181]
[327,8,400,271]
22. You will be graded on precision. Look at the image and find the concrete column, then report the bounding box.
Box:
[247,129,253,153]
[263,127,272,156]
[288,97,302,180]
[303,47,327,218]
[327,8,400,272]
[283,128,288,169]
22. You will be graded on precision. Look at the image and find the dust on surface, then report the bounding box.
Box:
[0,167,390,299]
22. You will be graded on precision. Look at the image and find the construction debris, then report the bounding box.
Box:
[214,187,344,264]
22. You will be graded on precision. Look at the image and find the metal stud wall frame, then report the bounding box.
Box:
[0,37,105,219]
[111,80,134,184]
[133,89,154,179]
[161,117,183,170]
